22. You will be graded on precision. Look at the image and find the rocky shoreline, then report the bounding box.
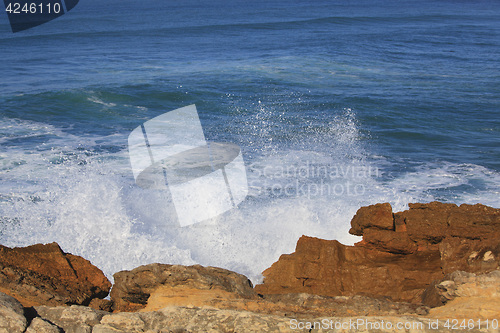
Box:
[1,202,499,332]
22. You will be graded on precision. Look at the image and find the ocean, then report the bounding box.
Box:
[0,0,499,282]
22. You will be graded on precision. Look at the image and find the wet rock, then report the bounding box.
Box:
[0,242,111,307]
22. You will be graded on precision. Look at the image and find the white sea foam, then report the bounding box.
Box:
[87,94,117,108]
[0,111,498,284]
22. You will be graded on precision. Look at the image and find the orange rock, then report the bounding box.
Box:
[255,202,500,304]
[0,242,111,307]
[111,262,427,318]
[349,202,394,235]
[255,235,443,303]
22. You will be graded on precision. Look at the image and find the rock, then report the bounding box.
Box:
[0,242,111,307]
[111,263,257,312]
[88,299,113,312]
[25,318,62,333]
[255,235,443,303]
[91,307,467,333]
[111,262,427,318]
[35,305,107,333]
[424,270,500,319]
[260,294,428,317]
[14,303,494,333]
[349,202,394,235]
[0,291,27,333]
[96,312,146,332]
[93,306,294,333]
[144,289,428,319]
[402,202,499,244]
[154,307,292,333]
[360,202,500,258]
[255,202,500,304]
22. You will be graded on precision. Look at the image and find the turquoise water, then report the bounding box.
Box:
[0,0,499,281]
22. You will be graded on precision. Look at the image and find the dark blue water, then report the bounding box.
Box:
[0,0,499,280]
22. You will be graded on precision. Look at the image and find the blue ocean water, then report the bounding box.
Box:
[0,0,499,281]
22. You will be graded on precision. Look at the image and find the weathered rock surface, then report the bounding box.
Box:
[88,299,113,312]
[34,305,108,333]
[110,263,427,318]
[254,235,444,303]
[0,242,111,307]
[144,290,428,318]
[111,263,257,312]
[95,307,434,333]
[255,202,500,304]
[25,318,62,333]
[0,291,27,333]
[259,294,428,318]
[424,270,500,319]
[20,304,496,332]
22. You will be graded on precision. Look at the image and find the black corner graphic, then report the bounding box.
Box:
[3,0,79,33]
[63,0,77,11]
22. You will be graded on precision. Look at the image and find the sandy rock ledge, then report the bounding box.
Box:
[2,298,498,333]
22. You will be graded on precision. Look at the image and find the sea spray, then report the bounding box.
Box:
[1,103,497,284]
